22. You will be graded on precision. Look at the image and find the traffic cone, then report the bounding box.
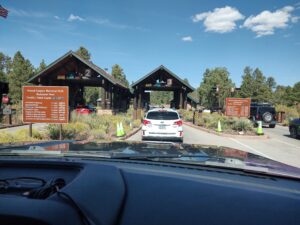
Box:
[116,123,122,137]
[120,122,125,136]
[256,121,264,135]
[216,120,222,132]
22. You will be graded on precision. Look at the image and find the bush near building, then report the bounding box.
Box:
[180,110,255,134]
[46,111,141,140]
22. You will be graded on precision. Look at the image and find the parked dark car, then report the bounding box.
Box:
[250,103,276,128]
[289,118,300,139]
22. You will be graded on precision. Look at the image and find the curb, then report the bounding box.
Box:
[0,123,25,130]
[120,126,142,140]
[184,122,270,139]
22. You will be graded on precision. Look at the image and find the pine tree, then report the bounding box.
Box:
[8,51,34,103]
[75,46,91,61]
[0,52,11,83]
[198,68,234,108]
[35,59,47,74]
[239,67,254,98]
[111,64,129,87]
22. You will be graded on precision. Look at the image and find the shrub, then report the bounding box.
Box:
[231,118,253,132]
[46,122,90,140]
[178,109,194,122]
[132,119,141,128]
[90,129,108,140]
[195,113,254,133]
[0,128,43,144]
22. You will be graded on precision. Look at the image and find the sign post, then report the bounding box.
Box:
[225,98,251,118]
[22,86,69,139]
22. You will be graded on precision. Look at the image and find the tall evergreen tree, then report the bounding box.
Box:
[35,59,47,74]
[239,67,254,98]
[8,51,34,103]
[111,64,129,87]
[0,52,11,83]
[251,68,272,102]
[75,46,91,61]
[266,76,276,91]
[198,67,234,108]
[240,67,272,102]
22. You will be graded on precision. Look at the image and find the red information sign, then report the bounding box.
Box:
[225,98,251,117]
[22,86,69,124]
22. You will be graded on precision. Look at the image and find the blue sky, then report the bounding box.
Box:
[0,0,300,88]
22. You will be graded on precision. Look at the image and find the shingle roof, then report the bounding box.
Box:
[27,51,128,89]
[131,65,195,92]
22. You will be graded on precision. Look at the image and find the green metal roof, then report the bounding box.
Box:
[187,94,199,104]
[131,65,195,92]
[27,51,128,89]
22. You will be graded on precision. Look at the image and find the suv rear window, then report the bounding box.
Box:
[146,111,179,120]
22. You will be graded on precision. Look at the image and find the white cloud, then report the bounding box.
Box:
[54,15,60,20]
[192,6,244,33]
[181,36,193,42]
[67,14,85,22]
[242,6,297,37]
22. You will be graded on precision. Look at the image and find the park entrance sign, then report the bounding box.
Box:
[225,98,251,117]
[22,86,69,124]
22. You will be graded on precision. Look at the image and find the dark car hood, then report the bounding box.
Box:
[1,140,300,179]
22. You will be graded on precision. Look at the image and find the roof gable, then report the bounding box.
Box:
[27,51,128,89]
[131,65,194,92]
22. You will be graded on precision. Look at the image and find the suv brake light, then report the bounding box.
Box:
[174,120,183,126]
[256,114,259,120]
[143,119,151,125]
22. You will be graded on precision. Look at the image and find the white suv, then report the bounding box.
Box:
[142,108,183,142]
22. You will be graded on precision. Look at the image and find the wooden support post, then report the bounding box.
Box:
[110,86,114,110]
[29,123,32,137]
[138,89,142,109]
[59,124,63,140]
[183,91,187,109]
[102,86,106,109]
[179,89,183,109]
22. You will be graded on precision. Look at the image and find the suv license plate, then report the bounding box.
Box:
[158,125,166,129]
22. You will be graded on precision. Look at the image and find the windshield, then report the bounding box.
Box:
[0,0,300,179]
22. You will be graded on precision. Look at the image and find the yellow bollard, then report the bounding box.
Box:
[120,122,125,136]
[116,123,122,137]
[216,120,222,132]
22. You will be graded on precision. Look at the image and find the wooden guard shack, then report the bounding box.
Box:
[131,65,194,118]
[28,51,131,113]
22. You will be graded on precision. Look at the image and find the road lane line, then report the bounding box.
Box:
[229,138,271,159]
[273,139,300,149]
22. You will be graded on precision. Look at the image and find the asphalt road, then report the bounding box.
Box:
[127,124,300,168]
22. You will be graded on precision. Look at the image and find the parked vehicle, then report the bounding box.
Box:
[75,105,96,115]
[142,108,183,142]
[289,118,300,139]
[250,103,276,128]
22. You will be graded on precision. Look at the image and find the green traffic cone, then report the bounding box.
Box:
[257,121,264,135]
[116,123,122,137]
[120,122,125,136]
[216,120,222,132]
